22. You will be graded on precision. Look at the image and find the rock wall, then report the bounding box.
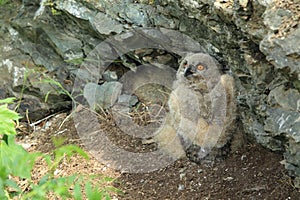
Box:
[0,0,299,187]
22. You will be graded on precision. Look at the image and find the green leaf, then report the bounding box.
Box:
[41,78,72,99]
[0,121,17,135]
[73,183,83,200]
[105,193,111,200]
[0,98,15,104]
[52,136,66,148]
[103,186,121,194]
[0,188,9,200]
[44,91,52,103]
[0,105,20,121]
[0,137,40,179]
[85,182,93,199]
[38,175,49,186]
[53,145,89,163]
[41,154,52,168]
[5,179,21,193]
[100,176,114,183]
[85,182,103,200]
[0,104,21,136]
[52,177,72,198]
[0,168,8,200]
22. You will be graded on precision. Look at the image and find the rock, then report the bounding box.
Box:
[119,4,151,27]
[294,178,300,189]
[90,12,123,35]
[42,25,83,61]
[84,82,123,110]
[260,27,300,74]
[117,94,139,107]
[268,85,300,111]
[120,64,175,105]
[260,3,300,74]
[12,18,65,68]
[55,0,96,20]
[263,8,293,31]
[9,95,50,121]
[178,184,185,191]
[250,120,282,151]
[103,71,118,81]
[264,109,300,143]
[284,139,300,189]
[19,40,65,72]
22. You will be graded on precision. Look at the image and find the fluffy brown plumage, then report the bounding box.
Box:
[149,53,236,163]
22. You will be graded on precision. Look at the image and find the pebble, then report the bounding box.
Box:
[178,184,185,191]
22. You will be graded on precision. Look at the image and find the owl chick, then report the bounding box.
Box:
[152,53,236,163]
[176,53,236,162]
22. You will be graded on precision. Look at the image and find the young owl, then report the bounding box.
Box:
[152,53,236,163]
[176,53,236,162]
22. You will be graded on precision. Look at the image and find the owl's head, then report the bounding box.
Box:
[182,60,206,78]
[177,53,221,89]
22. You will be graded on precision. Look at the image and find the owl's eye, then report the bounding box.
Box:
[197,64,205,71]
[183,60,188,67]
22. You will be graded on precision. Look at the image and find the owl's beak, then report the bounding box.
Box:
[184,66,193,77]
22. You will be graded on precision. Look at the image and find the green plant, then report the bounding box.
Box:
[42,77,74,103]
[0,98,120,199]
[14,68,30,113]
[0,0,9,6]
[41,76,78,129]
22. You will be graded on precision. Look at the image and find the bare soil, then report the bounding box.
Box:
[16,112,300,200]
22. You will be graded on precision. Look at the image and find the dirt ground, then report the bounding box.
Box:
[16,112,300,200]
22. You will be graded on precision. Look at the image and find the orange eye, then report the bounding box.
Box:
[197,64,205,71]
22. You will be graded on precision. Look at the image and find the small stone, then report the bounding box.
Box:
[117,94,139,107]
[18,142,32,150]
[142,138,155,145]
[179,168,186,173]
[54,169,60,176]
[178,184,185,191]
[241,155,246,160]
[103,71,118,81]
[223,177,234,181]
[179,173,186,180]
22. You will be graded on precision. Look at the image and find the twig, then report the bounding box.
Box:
[29,113,57,127]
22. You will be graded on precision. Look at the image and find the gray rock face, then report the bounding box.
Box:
[84,82,122,110]
[90,12,123,35]
[260,4,300,74]
[1,0,300,187]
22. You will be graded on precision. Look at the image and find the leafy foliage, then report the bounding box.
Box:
[0,98,120,199]
[0,0,9,6]
[0,98,20,136]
